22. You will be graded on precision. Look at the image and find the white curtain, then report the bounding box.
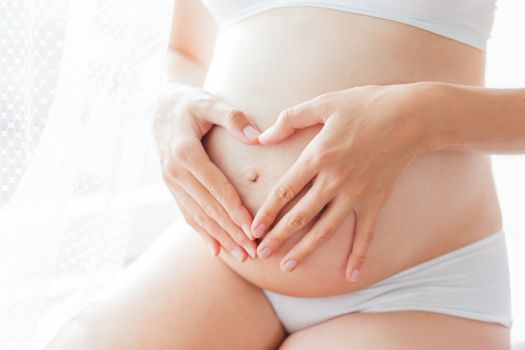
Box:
[0,0,173,348]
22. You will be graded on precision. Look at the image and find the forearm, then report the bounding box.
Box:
[164,48,207,87]
[409,81,525,154]
[154,49,207,152]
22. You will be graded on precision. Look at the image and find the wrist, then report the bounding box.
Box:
[400,81,455,154]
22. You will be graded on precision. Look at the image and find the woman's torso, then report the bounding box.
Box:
[201,6,502,297]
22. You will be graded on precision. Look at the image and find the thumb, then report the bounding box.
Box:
[205,99,262,145]
[258,100,326,144]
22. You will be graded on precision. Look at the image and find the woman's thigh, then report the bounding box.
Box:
[279,311,510,350]
[45,220,286,350]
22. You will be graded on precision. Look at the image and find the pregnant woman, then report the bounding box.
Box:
[45,0,523,349]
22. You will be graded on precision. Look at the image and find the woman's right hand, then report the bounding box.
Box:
[153,84,260,262]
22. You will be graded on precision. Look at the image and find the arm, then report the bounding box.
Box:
[411,82,525,154]
[154,0,260,261]
[249,81,525,281]
[164,49,206,86]
[164,0,216,85]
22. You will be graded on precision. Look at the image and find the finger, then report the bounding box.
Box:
[251,148,317,239]
[191,96,262,144]
[172,193,222,257]
[256,176,335,259]
[202,213,249,262]
[258,95,330,144]
[279,196,353,272]
[172,138,255,240]
[166,176,249,262]
[197,229,221,257]
[178,204,221,257]
[345,196,385,282]
[176,168,257,258]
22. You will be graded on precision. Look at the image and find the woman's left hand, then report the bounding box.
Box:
[251,84,432,282]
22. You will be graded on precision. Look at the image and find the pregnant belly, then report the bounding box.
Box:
[202,124,360,295]
[199,7,502,297]
[202,123,501,297]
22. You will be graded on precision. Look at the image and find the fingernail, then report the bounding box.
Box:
[258,126,274,142]
[231,248,245,262]
[242,223,254,240]
[244,244,256,258]
[207,242,216,257]
[252,223,265,238]
[258,246,272,259]
[242,125,261,141]
[347,268,360,282]
[282,259,297,272]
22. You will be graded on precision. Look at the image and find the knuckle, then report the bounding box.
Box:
[164,158,182,179]
[306,149,327,171]
[220,182,238,204]
[313,95,333,118]
[279,108,293,123]
[225,109,245,125]
[344,186,362,203]
[230,204,247,225]
[267,235,283,247]
[209,180,237,205]
[351,253,367,264]
[173,138,197,162]
[208,185,223,202]
[316,148,333,165]
[191,213,207,228]
[229,230,245,243]
[287,213,307,230]
[277,184,294,202]
[191,95,213,111]
[307,154,321,172]
[321,176,341,194]
[203,202,220,217]
[314,227,336,243]
[338,193,355,208]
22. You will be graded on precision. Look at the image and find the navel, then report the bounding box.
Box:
[245,168,260,183]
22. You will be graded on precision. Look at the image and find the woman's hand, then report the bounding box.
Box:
[251,84,430,281]
[153,83,260,262]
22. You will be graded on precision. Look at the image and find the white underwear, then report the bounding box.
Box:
[262,228,513,333]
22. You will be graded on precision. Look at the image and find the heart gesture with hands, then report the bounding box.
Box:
[250,84,430,282]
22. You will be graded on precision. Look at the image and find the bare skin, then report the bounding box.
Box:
[202,7,503,296]
[45,1,512,349]
[44,218,509,350]
[44,220,286,350]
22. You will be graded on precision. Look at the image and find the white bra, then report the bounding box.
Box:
[200,0,498,51]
